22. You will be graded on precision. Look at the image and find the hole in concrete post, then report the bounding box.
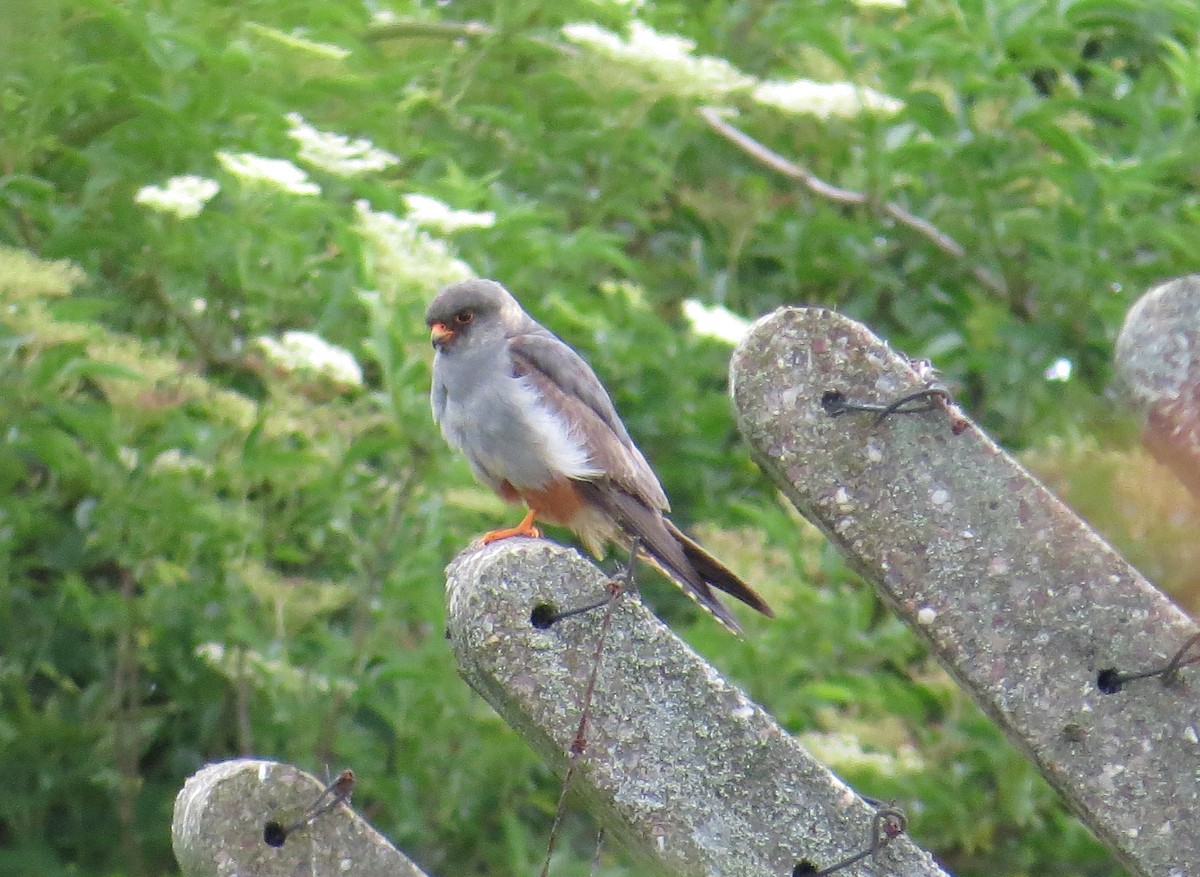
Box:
[530,602,558,629]
[820,390,846,415]
[263,820,288,847]
[1096,668,1123,694]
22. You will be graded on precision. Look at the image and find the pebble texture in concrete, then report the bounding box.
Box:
[731,306,1200,877]
[446,539,950,877]
[172,759,428,877]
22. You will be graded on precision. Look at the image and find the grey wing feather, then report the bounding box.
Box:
[508,332,670,511]
[574,480,742,631]
[509,329,772,631]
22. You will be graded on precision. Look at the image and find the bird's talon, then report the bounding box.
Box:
[479,524,542,544]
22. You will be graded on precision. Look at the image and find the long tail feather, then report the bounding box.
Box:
[575,482,772,631]
[634,549,741,632]
[663,519,774,617]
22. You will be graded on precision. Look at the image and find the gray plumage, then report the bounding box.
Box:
[426,278,772,630]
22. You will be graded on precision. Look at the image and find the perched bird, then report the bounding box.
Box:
[426,278,772,631]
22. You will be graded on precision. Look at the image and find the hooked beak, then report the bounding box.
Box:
[430,321,454,349]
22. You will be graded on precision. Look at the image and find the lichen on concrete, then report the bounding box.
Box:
[445,539,950,876]
[730,306,1200,877]
[172,759,427,877]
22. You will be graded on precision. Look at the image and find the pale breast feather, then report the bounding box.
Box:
[511,374,603,482]
[509,333,669,511]
[434,355,600,490]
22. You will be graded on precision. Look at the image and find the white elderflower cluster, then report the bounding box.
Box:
[256,330,364,388]
[134,175,220,219]
[354,200,474,299]
[799,731,925,776]
[151,448,213,477]
[854,0,906,8]
[216,151,321,196]
[683,299,751,345]
[196,641,351,695]
[285,113,400,177]
[403,193,496,233]
[1044,357,1073,382]
[564,20,902,120]
[562,21,755,98]
[751,79,904,119]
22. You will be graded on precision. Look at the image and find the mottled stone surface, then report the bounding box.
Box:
[731,307,1200,877]
[446,540,950,877]
[172,759,427,877]
[1116,275,1200,500]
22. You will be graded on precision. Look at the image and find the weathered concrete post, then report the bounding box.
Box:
[730,306,1199,877]
[446,540,951,877]
[1116,274,1200,501]
[172,758,428,877]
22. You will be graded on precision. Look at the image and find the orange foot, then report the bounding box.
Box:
[479,508,541,544]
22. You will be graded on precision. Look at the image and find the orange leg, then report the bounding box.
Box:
[480,507,542,543]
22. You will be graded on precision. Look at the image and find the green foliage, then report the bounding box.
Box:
[4,0,1195,873]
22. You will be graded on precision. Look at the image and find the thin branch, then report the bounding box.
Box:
[313,467,425,765]
[114,567,148,877]
[698,106,1007,296]
[362,21,1003,295]
[363,19,572,57]
[135,272,246,372]
[235,647,254,756]
[363,20,493,42]
[58,107,138,148]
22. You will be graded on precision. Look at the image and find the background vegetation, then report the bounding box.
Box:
[2,0,1198,874]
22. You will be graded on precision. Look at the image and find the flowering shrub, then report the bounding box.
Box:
[2,1,1196,875]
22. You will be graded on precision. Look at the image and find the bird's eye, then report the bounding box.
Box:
[454,311,473,325]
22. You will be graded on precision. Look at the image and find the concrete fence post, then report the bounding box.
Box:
[1116,274,1200,501]
[730,306,1199,877]
[446,540,951,877]
[172,758,429,877]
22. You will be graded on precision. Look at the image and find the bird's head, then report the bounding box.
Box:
[425,279,525,352]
